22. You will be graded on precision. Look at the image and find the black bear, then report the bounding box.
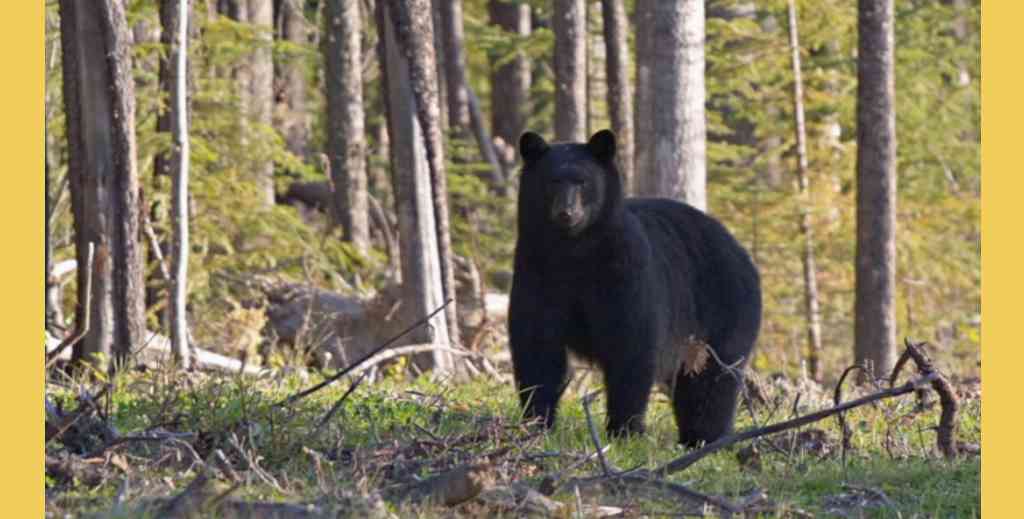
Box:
[507,129,762,447]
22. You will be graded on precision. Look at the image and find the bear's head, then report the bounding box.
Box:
[517,129,622,238]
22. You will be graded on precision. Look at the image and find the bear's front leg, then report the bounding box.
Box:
[581,278,660,438]
[602,355,656,437]
[508,278,570,428]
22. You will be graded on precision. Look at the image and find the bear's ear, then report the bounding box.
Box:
[586,129,616,162]
[519,132,550,163]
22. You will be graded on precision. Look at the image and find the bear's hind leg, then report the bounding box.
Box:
[672,360,743,448]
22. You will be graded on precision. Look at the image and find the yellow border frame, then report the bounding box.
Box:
[19,0,1002,515]
[980,0,1010,516]
[7,1,43,515]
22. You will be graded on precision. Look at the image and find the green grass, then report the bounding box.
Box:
[45,367,980,518]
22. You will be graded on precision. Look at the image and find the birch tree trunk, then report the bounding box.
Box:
[378,0,455,371]
[649,0,705,210]
[786,0,823,381]
[323,0,370,253]
[855,0,897,380]
[552,0,586,142]
[601,0,634,194]
[59,0,146,370]
[166,0,192,368]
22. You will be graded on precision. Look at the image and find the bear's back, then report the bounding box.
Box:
[623,197,761,346]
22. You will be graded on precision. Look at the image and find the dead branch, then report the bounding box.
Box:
[45,242,94,368]
[890,339,960,459]
[45,383,112,444]
[276,299,453,407]
[45,454,107,487]
[348,343,481,377]
[306,371,371,443]
[537,445,610,496]
[833,364,868,462]
[580,391,614,477]
[652,372,938,477]
[156,470,215,518]
[386,463,496,507]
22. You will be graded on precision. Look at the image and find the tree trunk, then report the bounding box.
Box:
[439,0,469,131]
[167,0,192,368]
[855,0,897,380]
[323,0,370,253]
[438,1,504,189]
[249,0,275,205]
[278,0,311,159]
[632,0,654,195]
[600,0,634,195]
[430,0,448,132]
[225,1,252,167]
[585,0,598,137]
[59,0,146,370]
[786,0,823,382]
[649,0,706,209]
[378,0,455,371]
[150,0,183,318]
[386,0,461,350]
[488,0,531,157]
[552,0,586,142]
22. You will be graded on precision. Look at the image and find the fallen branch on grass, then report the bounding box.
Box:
[652,372,939,477]
[348,343,482,377]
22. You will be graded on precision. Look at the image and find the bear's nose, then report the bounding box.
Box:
[556,210,574,226]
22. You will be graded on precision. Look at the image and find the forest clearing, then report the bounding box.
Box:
[44,0,979,516]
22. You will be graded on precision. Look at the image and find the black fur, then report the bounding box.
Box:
[508,130,762,447]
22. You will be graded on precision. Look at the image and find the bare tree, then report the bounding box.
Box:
[601,0,634,194]
[786,0,823,381]
[277,0,311,159]
[249,0,275,205]
[648,0,706,210]
[552,0,586,142]
[166,0,193,368]
[855,0,897,379]
[488,0,531,159]
[323,0,370,253]
[378,0,456,370]
[59,0,146,370]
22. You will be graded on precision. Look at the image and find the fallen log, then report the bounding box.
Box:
[46,331,267,376]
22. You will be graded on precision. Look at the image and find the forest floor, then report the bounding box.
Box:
[45,346,980,518]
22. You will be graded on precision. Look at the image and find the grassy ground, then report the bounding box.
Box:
[45,358,980,518]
